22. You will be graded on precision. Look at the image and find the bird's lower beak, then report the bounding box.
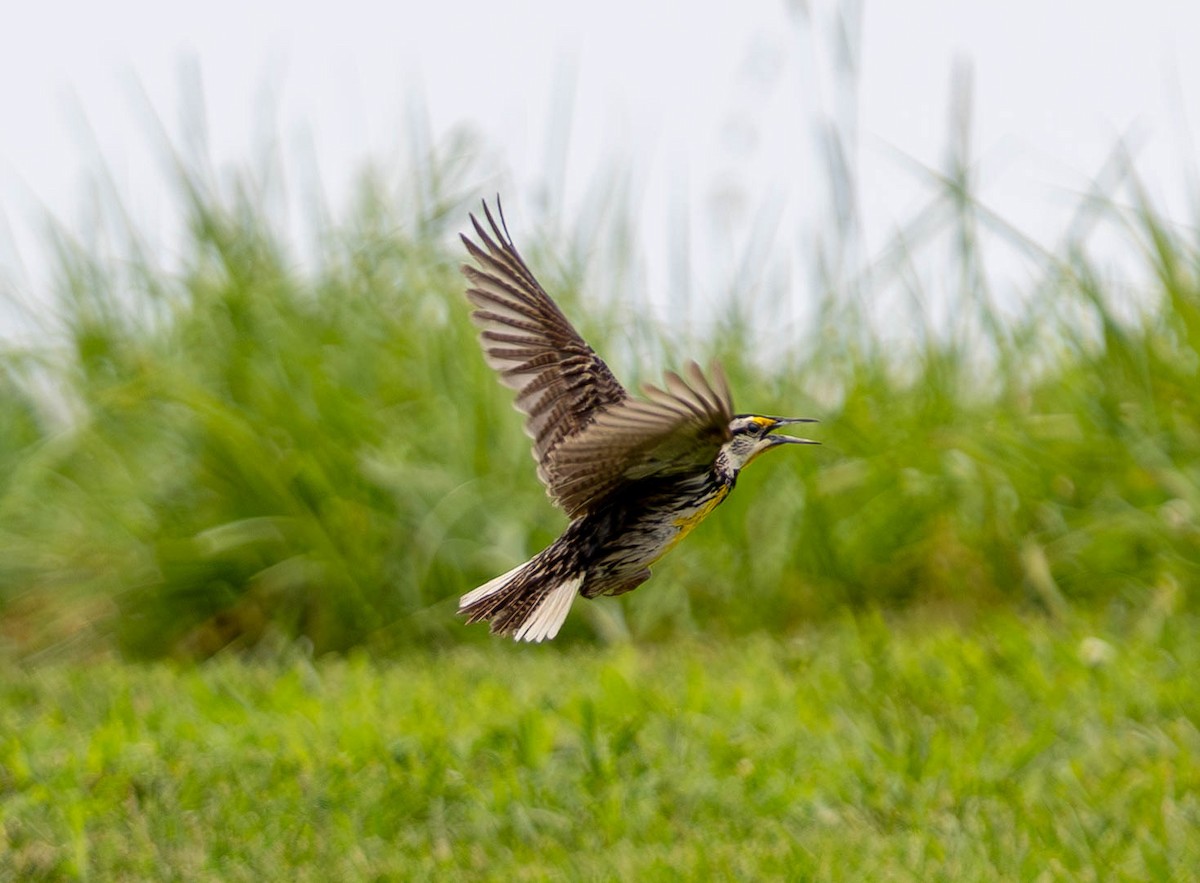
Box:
[766,417,820,446]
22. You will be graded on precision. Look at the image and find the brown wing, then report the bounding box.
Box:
[462,200,629,481]
[541,361,734,518]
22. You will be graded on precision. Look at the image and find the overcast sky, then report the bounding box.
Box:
[2,0,1197,324]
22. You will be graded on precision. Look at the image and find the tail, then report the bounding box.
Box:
[458,551,584,643]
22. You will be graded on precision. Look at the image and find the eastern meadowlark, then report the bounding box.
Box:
[458,200,817,641]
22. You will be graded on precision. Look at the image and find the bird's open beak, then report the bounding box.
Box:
[765,416,820,446]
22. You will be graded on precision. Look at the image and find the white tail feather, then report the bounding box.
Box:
[515,574,583,643]
[459,562,525,609]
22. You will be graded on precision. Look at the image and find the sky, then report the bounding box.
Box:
[1,0,1197,329]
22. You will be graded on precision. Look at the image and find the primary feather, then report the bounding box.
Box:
[461,202,627,476]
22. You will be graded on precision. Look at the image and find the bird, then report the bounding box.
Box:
[457,199,817,642]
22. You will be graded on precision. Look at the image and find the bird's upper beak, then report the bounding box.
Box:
[763,416,820,446]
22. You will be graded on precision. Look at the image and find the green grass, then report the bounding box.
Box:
[2,611,1197,880]
[2,36,1197,883]
[0,131,1197,658]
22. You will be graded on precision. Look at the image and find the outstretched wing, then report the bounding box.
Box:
[462,200,629,478]
[541,361,734,518]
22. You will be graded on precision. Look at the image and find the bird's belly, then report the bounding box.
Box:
[594,484,731,576]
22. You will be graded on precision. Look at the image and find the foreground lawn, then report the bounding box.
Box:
[1,611,1197,881]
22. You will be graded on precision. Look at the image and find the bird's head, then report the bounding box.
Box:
[720,414,819,474]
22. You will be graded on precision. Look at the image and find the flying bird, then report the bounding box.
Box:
[458,200,817,641]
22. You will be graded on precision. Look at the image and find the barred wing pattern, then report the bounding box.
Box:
[462,202,628,480]
[543,361,734,518]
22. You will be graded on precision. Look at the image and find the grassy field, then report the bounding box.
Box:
[2,610,1198,881]
[0,136,1197,658]
[1,62,1199,880]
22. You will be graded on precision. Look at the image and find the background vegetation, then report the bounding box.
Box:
[1,66,1198,879]
[0,119,1196,658]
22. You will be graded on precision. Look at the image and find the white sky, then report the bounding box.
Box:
[1,0,1197,330]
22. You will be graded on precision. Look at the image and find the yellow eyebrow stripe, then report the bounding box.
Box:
[750,416,773,428]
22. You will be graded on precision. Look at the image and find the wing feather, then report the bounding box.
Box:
[540,361,735,517]
[462,202,735,517]
[462,200,628,478]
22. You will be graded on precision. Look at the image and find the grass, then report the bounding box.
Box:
[2,610,1197,881]
[0,127,1197,658]
[1,26,1197,881]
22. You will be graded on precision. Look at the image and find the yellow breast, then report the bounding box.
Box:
[664,485,731,552]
